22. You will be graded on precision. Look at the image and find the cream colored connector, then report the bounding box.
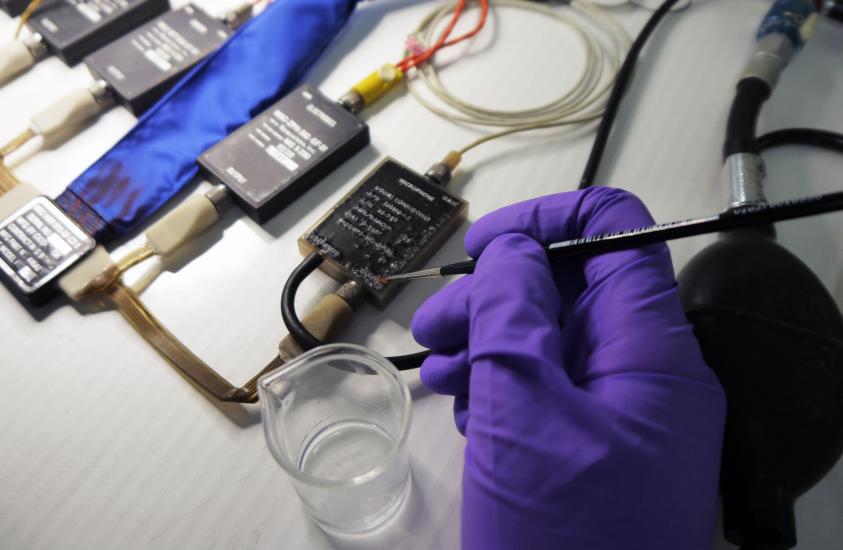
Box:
[58,246,116,301]
[0,40,36,84]
[145,191,224,257]
[278,293,356,360]
[0,180,39,218]
[31,83,112,148]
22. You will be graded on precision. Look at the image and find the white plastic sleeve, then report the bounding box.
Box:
[0,40,35,84]
[30,87,106,146]
[145,193,222,257]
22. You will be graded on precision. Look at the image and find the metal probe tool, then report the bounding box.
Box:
[384,190,843,282]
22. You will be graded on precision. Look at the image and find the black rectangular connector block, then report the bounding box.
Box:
[85,4,230,115]
[199,85,370,224]
[0,0,29,17]
[299,157,468,308]
[27,0,169,66]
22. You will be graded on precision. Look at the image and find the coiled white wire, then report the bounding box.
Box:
[404,0,632,154]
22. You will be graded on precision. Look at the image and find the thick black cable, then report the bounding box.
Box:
[723,78,771,159]
[578,0,682,189]
[281,253,430,370]
[758,128,843,155]
[281,252,325,351]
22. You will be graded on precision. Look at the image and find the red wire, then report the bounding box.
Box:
[396,0,489,72]
[398,0,465,71]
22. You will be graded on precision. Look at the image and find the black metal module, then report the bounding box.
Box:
[299,157,468,308]
[27,0,168,66]
[199,85,370,224]
[85,4,229,115]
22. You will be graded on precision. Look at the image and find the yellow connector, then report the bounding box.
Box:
[351,64,404,108]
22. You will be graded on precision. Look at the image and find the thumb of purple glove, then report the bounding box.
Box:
[412,187,726,550]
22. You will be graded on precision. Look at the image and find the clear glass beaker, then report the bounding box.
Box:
[258,343,412,533]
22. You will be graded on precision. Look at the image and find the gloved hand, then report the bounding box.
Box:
[412,187,726,550]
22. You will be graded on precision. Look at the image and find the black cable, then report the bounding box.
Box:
[758,127,843,155]
[281,252,325,351]
[723,78,771,159]
[281,253,430,370]
[578,0,682,189]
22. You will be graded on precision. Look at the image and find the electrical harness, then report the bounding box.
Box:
[51,0,501,402]
[0,0,364,409]
[0,1,255,194]
[51,0,632,404]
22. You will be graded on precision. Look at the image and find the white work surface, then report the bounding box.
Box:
[2,0,843,548]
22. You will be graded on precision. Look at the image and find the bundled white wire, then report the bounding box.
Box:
[404,0,632,154]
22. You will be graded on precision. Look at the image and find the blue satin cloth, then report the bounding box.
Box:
[57,0,358,242]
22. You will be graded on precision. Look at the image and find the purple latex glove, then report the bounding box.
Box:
[412,187,726,550]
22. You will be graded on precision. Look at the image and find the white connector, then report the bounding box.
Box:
[0,39,36,84]
[145,187,228,257]
[30,81,113,148]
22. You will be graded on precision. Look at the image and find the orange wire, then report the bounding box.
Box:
[397,0,489,72]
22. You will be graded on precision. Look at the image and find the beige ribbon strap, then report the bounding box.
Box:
[107,280,282,403]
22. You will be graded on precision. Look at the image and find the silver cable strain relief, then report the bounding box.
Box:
[338,91,364,114]
[22,32,47,60]
[724,153,768,209]
[740,33,796,90]
[335,280,365,310]
[204,184,231,212]
[424,163,452,186]
[88,79,115,107]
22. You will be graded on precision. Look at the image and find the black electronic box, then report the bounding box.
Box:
[199,85,370,224]
[299,157,468,308]
[0,0,29,16]
[27,0,168,65]
[85,4,230,115]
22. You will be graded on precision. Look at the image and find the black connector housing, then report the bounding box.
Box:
[85,4,230,115]
[199,85,370,224]
[299,157,468,308]
[27,0,169,66]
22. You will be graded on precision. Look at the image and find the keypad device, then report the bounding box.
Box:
[0,197,95,297]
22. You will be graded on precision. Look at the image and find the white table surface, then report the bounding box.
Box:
[1,0,842,548]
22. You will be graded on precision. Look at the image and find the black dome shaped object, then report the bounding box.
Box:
[678,229,843,549]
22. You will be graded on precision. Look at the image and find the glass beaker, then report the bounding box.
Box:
[258,343,412,533]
